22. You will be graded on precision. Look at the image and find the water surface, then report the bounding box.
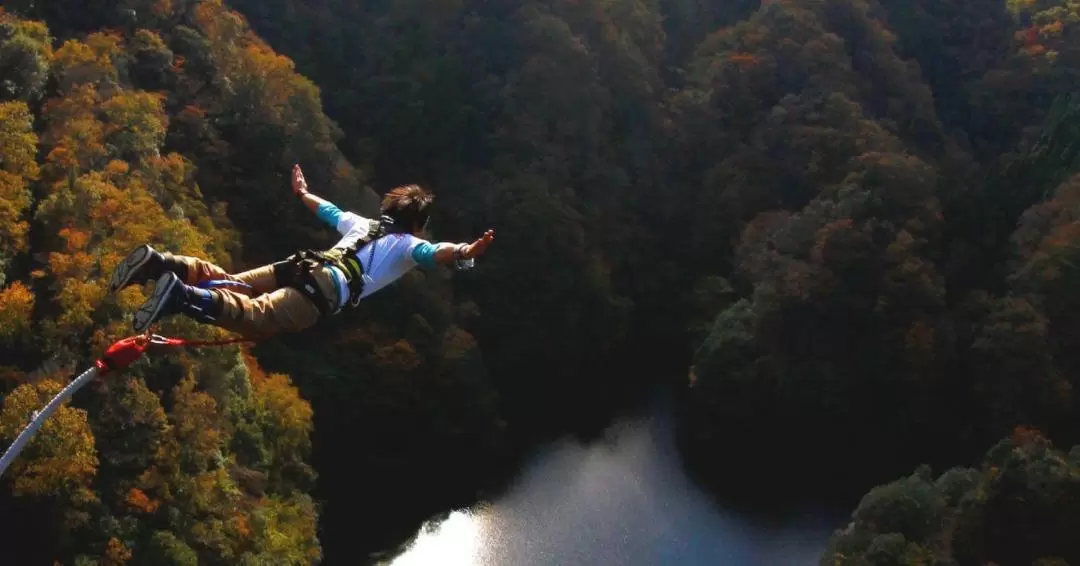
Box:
[389,407,842,565]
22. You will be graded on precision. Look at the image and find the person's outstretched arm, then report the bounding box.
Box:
[411,229,496,268]
[291,163,349,230]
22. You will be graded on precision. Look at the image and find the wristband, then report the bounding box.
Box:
[453,244,467,260]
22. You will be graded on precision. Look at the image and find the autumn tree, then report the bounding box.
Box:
[0,10,325,565]
[0,100,39,277]
[0,11,52,102]
[10,0,1080,564]
[51,31,125,95]
[824,428,1080,566]
[0,377,99,525]
[129,28,174,90]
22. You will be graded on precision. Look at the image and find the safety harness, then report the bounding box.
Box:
[275,215,409,317]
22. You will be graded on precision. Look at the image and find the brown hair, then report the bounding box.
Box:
[380,184,433,232]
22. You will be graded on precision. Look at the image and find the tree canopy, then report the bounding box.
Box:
[4,0,1080,563]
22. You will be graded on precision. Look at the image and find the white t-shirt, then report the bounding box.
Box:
[324,211,427,308]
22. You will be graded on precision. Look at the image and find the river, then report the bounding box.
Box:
[385,403,844,566]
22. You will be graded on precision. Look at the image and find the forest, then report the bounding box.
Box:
[0,0,1079,564]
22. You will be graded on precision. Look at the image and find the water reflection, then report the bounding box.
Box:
[390,408,841,566]
[388,510,486,566]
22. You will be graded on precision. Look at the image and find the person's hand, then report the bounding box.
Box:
[291,164,309,196]
[462,229,495,259]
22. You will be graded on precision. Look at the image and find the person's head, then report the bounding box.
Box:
[380,184,433,235]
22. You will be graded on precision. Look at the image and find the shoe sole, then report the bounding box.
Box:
[109,245,153,293]
[133,272,179,334]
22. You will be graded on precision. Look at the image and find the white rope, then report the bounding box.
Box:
[0,364,102,478]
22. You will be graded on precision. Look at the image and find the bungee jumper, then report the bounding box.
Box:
[110,164,495,335]
[0,165,495,479]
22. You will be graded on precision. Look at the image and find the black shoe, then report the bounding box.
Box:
[109,244,164,293]
[133,272,184,333]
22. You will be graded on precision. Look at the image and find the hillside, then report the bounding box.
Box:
[0,1,504,562]
[3,0,1080,564]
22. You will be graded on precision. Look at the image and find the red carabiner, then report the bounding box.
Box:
[95,334,151,374]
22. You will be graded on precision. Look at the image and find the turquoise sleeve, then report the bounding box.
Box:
[411,241,440,269]
[412,242,462,268]
[316,201,343,228]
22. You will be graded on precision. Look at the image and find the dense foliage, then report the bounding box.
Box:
[4,0,1080,563]
[0,2,502,564]
[822,426,1080,566]
[0,7,330,564]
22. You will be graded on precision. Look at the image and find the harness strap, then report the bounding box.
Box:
[296,266,334,317]
[277,217,397,315]
[275,251,337,317]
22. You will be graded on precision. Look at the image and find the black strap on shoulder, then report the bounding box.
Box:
[335,218,384,307]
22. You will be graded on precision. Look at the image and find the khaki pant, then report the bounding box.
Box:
[169,254,341,336]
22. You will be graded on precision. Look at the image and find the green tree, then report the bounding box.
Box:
[0,12,52,101]
[824,428,1080,566]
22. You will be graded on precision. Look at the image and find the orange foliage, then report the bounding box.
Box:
[40,85,106,173]
[151,0,175,18]
[255,372,313,431]
[51,33,124,92]
[104,159,130,176]
[0,281,34,341]
[1016,26,1039,45]
[1041,221,1080,252]
[171,376,226,468]
[1042,20,1064,35]
[0,101,38,254]
[0,102,36,253]
[36,161,216,336]
[237,43,302,118]
[58,226,90,252]
[228,512,253,539]
[1011,424,1044,448]
[193,0,247,46]
[47,248,94,279]
[125,487,161,513]
[0,172,30,254]
[242,352,269,385]
[102,537,132,566]
[245,353,314,473]
[0,7,324,562]
[727,52,760,67]
[373,339,422,371]
[87,30,124,51]
[1006,1,1077,64]
[0,101,41,179]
